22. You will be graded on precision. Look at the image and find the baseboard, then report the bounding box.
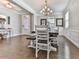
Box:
[20,33,31,36]
[63,34,79,48]
[7,33,22,38]
[8,33,30,38]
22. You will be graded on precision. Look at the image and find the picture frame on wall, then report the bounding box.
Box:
[56,18,63,27]
[7,16,10,24]
[0,15,10,25]
[40,19,47,25]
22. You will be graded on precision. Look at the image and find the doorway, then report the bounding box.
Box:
[21,15,30,35]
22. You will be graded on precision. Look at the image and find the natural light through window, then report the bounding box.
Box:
[65,11,69,29]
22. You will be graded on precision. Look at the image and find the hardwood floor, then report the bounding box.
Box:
[0,35,79,59]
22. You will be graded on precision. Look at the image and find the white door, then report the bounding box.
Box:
[22,15,30,35]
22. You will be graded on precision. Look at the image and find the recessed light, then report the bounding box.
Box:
[6,3,13,8]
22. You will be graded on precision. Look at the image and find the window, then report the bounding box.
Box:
[48,18,55,23]
[65,11,69,28]
[47,18,56,31]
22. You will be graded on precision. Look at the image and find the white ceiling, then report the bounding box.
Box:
[0,0,23,11]
[22,0,69,14]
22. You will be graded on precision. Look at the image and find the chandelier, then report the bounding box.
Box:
[40,0,53,16]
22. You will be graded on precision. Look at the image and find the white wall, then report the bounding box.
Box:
[67,0,79,30]
[0,5,21,36]
[63,0,79,40]
[63,0,79,48]
[31,15,37,31]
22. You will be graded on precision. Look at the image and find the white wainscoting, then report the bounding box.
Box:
[63,29,79,48]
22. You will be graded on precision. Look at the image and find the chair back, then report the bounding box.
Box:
[35,25,49,41]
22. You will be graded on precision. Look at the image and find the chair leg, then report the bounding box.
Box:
[47,50,50,59]
[36,48,38,58]
[36,50,38,58]
[1,34,4,40]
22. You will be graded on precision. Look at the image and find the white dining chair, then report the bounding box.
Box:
[35,25,51,59]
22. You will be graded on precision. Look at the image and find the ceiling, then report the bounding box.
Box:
[22,0,69,14]
[0,0,23,11]
[0,0,70,15]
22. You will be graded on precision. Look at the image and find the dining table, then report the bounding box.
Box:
[27,31,59,49]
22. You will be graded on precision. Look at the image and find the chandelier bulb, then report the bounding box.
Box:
[47,8,50,11]
[40,10,43,13]
[50,10,53,13]
[42,8,45,11]
[45,6,47,9]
